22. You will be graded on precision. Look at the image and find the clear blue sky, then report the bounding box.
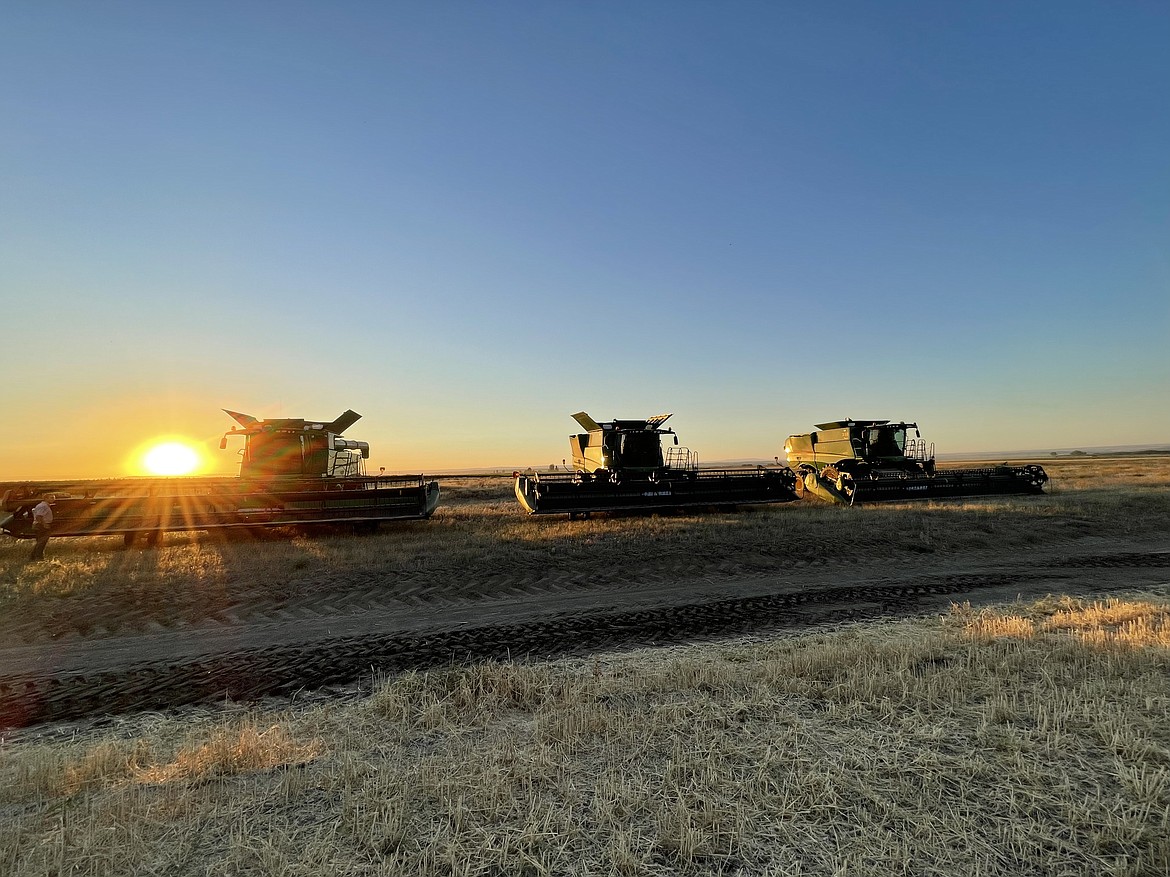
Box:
[2,1,1167,477]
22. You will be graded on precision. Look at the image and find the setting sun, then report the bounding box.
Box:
[142,441,201,476]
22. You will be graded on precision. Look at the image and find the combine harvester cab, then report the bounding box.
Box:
[0,410,440,543]
[784,419,1048,505]
[515,412,798,518]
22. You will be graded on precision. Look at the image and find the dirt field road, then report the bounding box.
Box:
[2,465,1168,726]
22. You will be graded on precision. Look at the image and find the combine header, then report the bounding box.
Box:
[515,412,798,518]
[784,419,1048,505]
[1,410,440,543]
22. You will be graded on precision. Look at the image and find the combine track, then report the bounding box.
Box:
[2,548,1168,728]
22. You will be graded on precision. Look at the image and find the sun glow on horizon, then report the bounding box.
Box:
[140,440,202,476]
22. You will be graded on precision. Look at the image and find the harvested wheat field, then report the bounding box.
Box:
[1,455,1169,874]
[2,594,1169,876]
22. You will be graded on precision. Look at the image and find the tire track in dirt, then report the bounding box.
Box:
[2,544,1167,728]
[4,546,1168,646]
[0,548,852,644]
[0,573,1046,727]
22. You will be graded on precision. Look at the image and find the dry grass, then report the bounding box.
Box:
[3,590,1169,876]
[5,722,323,800]
[959,595,1170,651]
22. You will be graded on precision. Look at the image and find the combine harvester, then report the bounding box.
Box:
[0,410,440,544]
[784,419,1048,505]
[515,412,798,518]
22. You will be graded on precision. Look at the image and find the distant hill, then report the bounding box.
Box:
[936,443,1170,461]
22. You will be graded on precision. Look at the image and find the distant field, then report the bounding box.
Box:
[1,455,1168,875]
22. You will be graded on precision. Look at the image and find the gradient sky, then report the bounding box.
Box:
[2,1,1167,478]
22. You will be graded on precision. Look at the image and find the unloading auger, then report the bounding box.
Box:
[515,412,798,518]
[784,419,1048,505]
[1,409,440,543]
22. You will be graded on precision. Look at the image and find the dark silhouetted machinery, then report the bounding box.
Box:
[784,419,1048,505]
[515,412,798,518]
[0,410,440,543]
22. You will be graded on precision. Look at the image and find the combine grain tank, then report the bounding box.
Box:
[0,410,440,543]
[515,412,798,518]
[784,419,1048,505]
